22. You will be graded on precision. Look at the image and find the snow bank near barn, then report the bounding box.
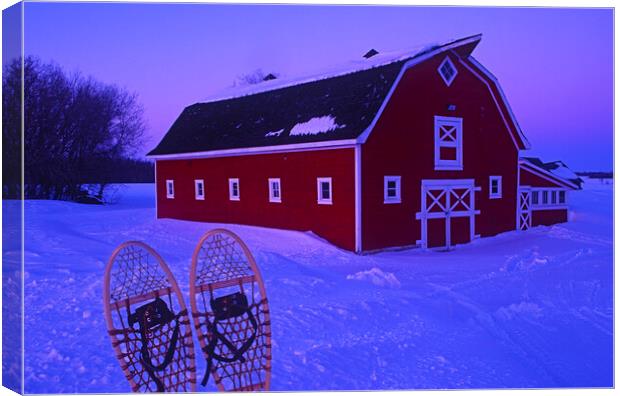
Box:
[346,267,401,288]
[289,116,345,136]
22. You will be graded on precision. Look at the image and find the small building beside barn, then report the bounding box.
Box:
[148,34,581,253]
[517,157,582,228]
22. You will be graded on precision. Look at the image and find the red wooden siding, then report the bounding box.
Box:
[156,148,356,251]
[520,166,568,188]
[532,209,567,226]
[361,51,519,251]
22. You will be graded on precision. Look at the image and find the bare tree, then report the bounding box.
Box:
[2,56,146,202]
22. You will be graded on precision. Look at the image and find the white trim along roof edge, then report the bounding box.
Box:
[356,34,482,144]
[519,160,579,190]
[148,139,358,160]
[467,56,531,150]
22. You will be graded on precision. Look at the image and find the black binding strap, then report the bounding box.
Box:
[200,292,258,387]
[129,297,186,392]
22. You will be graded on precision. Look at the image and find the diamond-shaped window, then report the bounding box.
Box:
[438,56,457,86]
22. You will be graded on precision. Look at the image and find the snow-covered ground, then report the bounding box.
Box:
[5,178,613,392]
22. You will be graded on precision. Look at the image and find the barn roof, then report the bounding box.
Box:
[147,34,483,157]
[520,157,583,189]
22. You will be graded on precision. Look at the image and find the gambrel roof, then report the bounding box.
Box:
[148,59,404,156]
[148,34,527,158]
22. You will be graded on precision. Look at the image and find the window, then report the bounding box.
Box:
[489,176,502,199]
[559,190,566,204]
[166,180,174,199]
[438,56,458,86]
[384,176,401,204]
[229,178,240,201]
[194,179,205,200]
[317,177,332,205]
[434,116,463,171]
[532,188,568,208]
[268,178,281,203]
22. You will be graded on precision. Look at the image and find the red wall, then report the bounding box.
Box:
[156,148,356,251]
[520,166,567,188]
[361,52,519,251]
[532,209,567,226]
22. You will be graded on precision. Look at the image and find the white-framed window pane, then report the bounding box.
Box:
[434,116,463,171]
[195,179,204,200]
[166,180,174,199]
[542,190,548,204]
[438,56,458,86]
[317,177,332,204]
[551,191,557,204]
[268,178,281,203]
[489,176,502,199]
[559,190,566,204]
[384,176,401,203]
[532,191,539,205]
[229,178,240,200]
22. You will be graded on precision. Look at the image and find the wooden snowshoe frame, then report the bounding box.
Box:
[103,241,197,392]
[190,229,272,392]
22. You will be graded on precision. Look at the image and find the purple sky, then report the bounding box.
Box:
[21,3,613,171]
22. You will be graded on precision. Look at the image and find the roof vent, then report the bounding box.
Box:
[263,73,277,81]
[363,49,379,59]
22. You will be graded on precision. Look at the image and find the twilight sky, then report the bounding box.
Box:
[20,3,613,170]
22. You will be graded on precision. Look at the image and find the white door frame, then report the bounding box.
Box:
[518,186,532,230]
[416,179,481,249]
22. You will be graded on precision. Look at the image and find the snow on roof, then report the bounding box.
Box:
[520,157,582,189]
[148,34,483,157]
[548,162,580,181]
[289,116,345,136]
[264,129,284,137]
[202,42,441,104]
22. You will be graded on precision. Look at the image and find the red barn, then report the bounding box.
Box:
[147,34,580,253]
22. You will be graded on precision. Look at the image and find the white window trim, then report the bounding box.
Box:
[383,176,401,204]
[228,178,240,201]
[489,176,502,199]
[531,190,540,205]
[194,179,205,200]
[317,177,333,205]
[434,116,463,171]
[268,178,281,203]
[166,179,174,199]
[438,56,458,87]
[559,190,567,204]
[531,187,568,210]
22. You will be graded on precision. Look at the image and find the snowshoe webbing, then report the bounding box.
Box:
[200,292,258,387]
[129,297,185,392]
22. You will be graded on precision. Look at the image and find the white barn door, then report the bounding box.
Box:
[416,179,480,250]
[518,187,532,230]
